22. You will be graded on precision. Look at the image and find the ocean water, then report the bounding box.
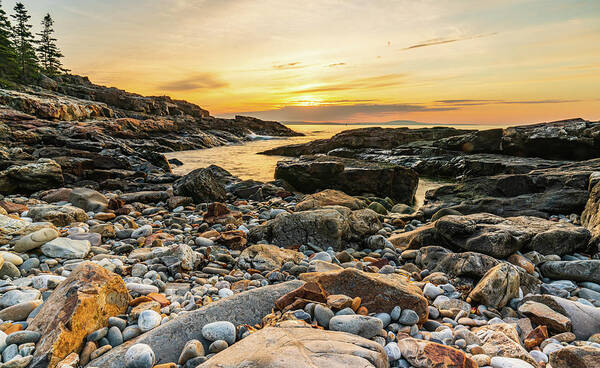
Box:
[165,123,507,206]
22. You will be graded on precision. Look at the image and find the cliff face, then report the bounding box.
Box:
[0,74,301,194]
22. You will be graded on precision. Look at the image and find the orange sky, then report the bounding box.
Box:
[20,0,600,124]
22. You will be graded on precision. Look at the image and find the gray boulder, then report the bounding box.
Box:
[173,168,226,203]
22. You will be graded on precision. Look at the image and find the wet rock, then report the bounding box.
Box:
[27,262,131,368]
[197,326,388,368]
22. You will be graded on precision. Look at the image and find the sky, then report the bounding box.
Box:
[9,0,600,125]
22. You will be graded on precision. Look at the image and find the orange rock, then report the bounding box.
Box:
[231,279,252,292]
[144,232,174,246]
[524,325,549,349]
[27,262,131,368]
[351,297,362,312]
[357,306,369,315]
[130,296,153,306]
[326,294,354,310]
[507,253,535,274]
[94,212,116,221]
[130,301,162,320]
[200,229,220,238]
[219,230,247,250]
[204,202,243,226]
[4,324,23,334]
[398,338,478,368]
[154,364,177,368]
[147,292,170,307]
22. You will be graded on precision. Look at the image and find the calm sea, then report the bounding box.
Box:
[166,123,507,206]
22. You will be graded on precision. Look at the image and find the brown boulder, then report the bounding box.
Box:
[198,326,388,368]
[549,345,600,368]
[237,244,303,272]
[296,189,366,211]
[27,262,131,368]
[468,263,520,308]
[397,338,477,368]
[518,300,571,333]
[300,268,428,323]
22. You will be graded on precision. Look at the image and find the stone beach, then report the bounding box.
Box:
[0,76,599,368]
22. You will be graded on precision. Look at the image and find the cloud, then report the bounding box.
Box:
[327,62,346,67]
[159,74,228,91]
[235,103,456,122]
[403,33,497,50]
[436,99,580,106]
[273,62,305,70]
[291,74,404,94]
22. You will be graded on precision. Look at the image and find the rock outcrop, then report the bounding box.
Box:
[275,155,418,204]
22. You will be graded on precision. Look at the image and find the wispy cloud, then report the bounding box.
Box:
[291,74,404,94]
[236,103,456,122]
[327,62,346,67]
[403,33,497,50]
[436,98,581,106]
[159,74,228,91]
[272,62,305,70]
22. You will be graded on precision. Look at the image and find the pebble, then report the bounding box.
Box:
[423,283,444,299]
[208,339,228,354]
[178,339,204,365]
[201,321,236,345]
[125,343,155,368]
[314,304,334,328]
[138,310,162,332]
[107,326,124,347]
[384,342,402,361]
[490,356,535,368]
[398,309,419,325]
[328,315,383,339]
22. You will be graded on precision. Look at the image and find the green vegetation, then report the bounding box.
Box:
[0,1,66,84]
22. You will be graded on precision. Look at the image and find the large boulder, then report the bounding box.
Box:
[173,167,227,203]
[540,260,600,284]
[237,244,304,272]
[68,187,108,212]
[299,268,428,324]
[389,213,590,258]
[198,326,388,368]
[521,294,600,339]
[88,281,303,367]
[27,204,89,227]
[275,156,418,204]
[27,262,131,368]
[248,206,381,251]
[296,189,366,211]
[0,159,64,194]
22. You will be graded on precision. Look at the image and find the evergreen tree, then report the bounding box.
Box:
[11,2,38,82]
[0,0,16,79]
[36,13,65,75]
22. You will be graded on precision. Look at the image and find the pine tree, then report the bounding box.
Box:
[11,2,38,82]
[36,13,65,75]
[0,0,16,79]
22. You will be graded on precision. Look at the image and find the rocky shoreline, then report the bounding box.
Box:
[0,77,598,368]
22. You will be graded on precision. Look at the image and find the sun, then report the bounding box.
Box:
[290,95,323,106]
